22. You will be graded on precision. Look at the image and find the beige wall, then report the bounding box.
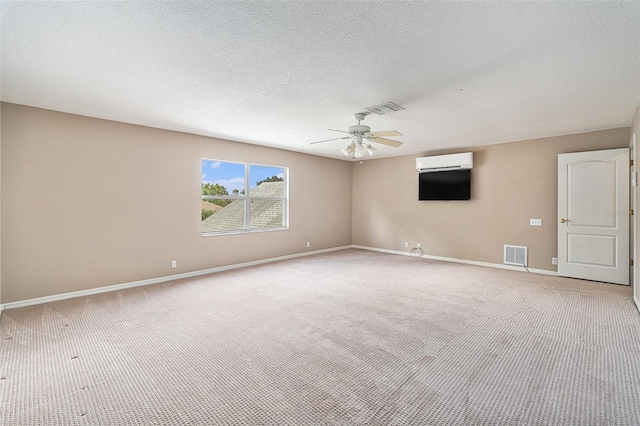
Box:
[1,101,636,304]
[1,103,352,303]
[352,128,630,271]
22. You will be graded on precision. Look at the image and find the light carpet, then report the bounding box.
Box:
[1,249,640,425]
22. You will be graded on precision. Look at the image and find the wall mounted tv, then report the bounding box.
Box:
[418,169,471,201]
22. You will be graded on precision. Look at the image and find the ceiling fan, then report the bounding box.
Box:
[311,112,403,159]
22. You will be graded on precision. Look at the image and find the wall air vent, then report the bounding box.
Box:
[504,245,528,266]
[364,102,405,115]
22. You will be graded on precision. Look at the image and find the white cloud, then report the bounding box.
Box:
[277,172,284,179]
[209,161,222,169]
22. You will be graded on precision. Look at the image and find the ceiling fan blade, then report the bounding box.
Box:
[368,130,402,137]
[328,128,351,134]
[310,136,352,145]
[369,136,403,147]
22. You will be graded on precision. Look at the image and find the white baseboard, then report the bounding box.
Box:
[1,246,352,311]
[352,245,558,276]
[0,244,559,312]
[634,296,640,314]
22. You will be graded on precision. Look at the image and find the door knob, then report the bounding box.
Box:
[560,218,569,223]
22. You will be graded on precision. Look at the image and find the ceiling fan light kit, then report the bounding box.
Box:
[311,104,404,159]
[365,144,377,155]
[340,142,377,159]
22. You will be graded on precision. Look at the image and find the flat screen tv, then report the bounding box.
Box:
[418,169,471,201]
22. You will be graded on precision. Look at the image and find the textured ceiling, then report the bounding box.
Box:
[1,1,639,160]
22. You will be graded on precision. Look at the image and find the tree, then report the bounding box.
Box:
[201,183,232,207]
[201,183,228,196]
[256,175,283,186]
[201,209,216,220]
[232,189,239,195]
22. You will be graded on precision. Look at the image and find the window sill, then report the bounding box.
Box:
[201,226,289,237]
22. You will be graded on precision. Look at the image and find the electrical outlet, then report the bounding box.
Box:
[404,242,409,248]
[530,219,542,226]
[306,242,310,248]
[171,260,177,269]
[552,257,558,265]
[416,243,421,249]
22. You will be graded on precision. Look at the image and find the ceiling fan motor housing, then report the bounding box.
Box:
[348,124,371,135]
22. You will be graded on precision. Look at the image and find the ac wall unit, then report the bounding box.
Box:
[416,152,473,173]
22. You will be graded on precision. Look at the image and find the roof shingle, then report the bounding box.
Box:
[201,181,285,233]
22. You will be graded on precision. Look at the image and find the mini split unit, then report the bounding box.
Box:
[415,152,473,173]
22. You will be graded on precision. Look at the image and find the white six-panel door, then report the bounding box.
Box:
[558,148,629,285]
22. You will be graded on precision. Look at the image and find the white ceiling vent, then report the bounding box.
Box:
[364,102,405,115]
[504,245,527,266]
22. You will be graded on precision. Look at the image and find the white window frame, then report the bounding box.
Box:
[201,159,289,236]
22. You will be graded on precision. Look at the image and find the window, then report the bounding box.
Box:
[201,159,288,235]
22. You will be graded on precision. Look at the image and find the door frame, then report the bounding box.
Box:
[557,148,630,285]
[632,133,639,311]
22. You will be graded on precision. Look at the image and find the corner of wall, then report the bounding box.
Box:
[1,102,3,308]
[632,102,640,138]
[631,102,640,297]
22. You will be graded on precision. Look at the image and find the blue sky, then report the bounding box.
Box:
[201,160,285,193]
